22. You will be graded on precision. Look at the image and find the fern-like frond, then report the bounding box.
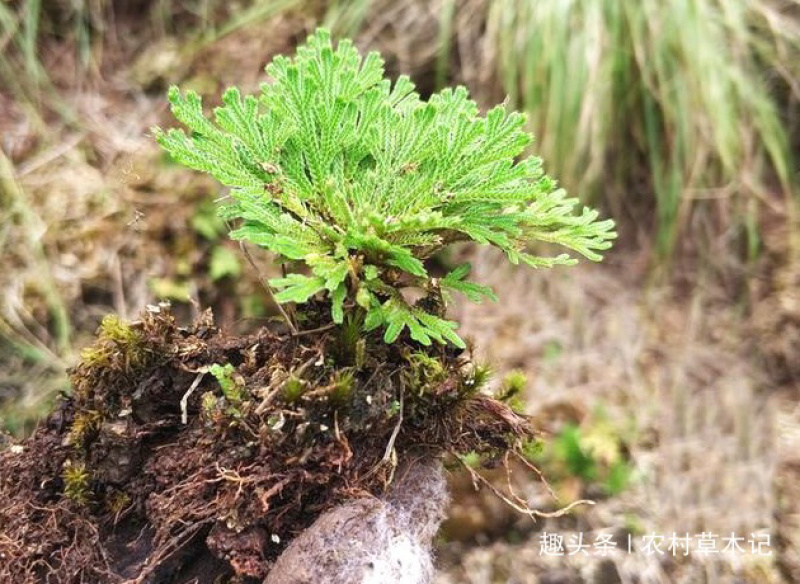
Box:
[155,28,616,347]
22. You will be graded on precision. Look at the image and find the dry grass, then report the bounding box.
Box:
[442,250,779,581]
[0,83,167,431]
[333,0,800,273]
[0,4,797,580]
[0,10,310,431]
[7,0,797,268]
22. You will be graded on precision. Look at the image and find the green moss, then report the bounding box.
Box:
[461,363,492,396]
[106,489,131,516]
[283,376,307,403]
[328,370,354,404]
[403,352,447,395]
[496,370,527,413]
[78,315,146,371]
[459,451,482,468]
[66,410,102,446]
[521,438,544,459]
[63,460,91,504]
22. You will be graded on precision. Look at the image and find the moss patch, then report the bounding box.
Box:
[0,304,536,582]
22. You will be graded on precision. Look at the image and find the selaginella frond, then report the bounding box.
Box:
[154,28,616,348]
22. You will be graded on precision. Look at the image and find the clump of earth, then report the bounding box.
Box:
[0,303,535,583]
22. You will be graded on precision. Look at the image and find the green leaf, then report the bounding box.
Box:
[415,311,465,348]
[331,283,346,323]
[441,263,497,302]
[355,285,373,309]
[364,302,385,331]
[378,298,465,348]
[306,253,350,291]
[271,274,326,303]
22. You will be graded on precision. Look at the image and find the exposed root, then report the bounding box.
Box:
[456,452,595,521]
[180,372,206,425]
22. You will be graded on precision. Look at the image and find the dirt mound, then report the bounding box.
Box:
[0,304,534,583]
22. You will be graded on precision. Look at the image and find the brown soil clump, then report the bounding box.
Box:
[0,304,534,583]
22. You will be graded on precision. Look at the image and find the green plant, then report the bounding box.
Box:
[156,28,615,347]
[78,315,145,372]
[209,363,244,404]
[533,419,634,497]
[554,424,598,482]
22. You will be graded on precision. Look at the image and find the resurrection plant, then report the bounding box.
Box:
[155,28,615,347]
[0,29,615,583]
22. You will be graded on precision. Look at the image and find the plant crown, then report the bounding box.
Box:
[155,28,615,348]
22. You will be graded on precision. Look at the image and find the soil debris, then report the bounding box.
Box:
[0,303,536,582]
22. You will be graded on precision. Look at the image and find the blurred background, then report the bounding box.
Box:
[0,1,798,582]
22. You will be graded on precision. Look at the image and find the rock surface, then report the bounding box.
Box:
[265,458,448,584]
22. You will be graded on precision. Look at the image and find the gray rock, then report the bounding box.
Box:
[265,457,448,584]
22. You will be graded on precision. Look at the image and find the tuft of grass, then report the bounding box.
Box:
[479,0,799,262]
[0,0,310,117]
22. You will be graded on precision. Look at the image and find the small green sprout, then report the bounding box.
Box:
[209,363,244,405]
[328,370,354,404]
